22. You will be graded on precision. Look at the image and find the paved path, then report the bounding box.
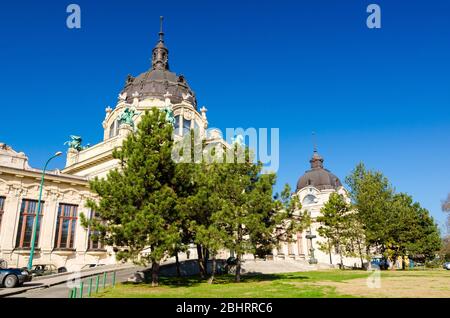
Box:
[0,264,140,298]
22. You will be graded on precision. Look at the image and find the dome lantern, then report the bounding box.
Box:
[119,17,197,107]
[152,16,169,71]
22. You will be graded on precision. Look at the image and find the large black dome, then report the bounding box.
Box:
[119,17,197,107]
[296,151,342,191]
[121,69,197,107]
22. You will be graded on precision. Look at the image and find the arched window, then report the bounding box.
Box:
[302,194,317,205]
[109,121,116,138]
[109,120,120,138]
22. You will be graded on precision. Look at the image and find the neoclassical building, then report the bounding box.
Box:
[0,143,115,270]
[0,21,359,271]
[0,21,225,271]
[272,149,362,268]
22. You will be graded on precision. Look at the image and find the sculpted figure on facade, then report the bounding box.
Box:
[118,107,138,128]
[162,106,175,125]
[64,135,84,151]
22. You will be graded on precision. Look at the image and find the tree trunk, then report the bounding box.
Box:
[357,240,364,269]
[151,261,160,287]
[204,248,210,275]
[175,251,181,277]
[328,240,333,265]
[196,244,206,278]
[208,255,216,284]
[235,254,242,283]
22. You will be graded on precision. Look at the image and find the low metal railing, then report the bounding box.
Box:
[69,271,116,298]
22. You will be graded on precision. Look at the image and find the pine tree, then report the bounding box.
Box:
[211,144,309,282]
[346,163,441,268]
[82,108,180,286]
[345,163,395,257]
[316,192,351,268]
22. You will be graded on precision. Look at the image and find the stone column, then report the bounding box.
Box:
[75,198,89,253]
[119,123,133,138]
[66,148,79,166]
[0,191,21,254]
[39,189,59,253]
[297,232,304,255]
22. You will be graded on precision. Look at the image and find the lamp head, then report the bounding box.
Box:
[55,151,63,157]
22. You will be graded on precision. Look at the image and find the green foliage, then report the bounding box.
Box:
[440,236,450,262]
[345,163,441,264]
[316,192,365,266]
[82,109,180,285]
[82,117,307,284]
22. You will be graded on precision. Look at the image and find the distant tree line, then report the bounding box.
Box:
[81,109,444,286]
[316,163,442,269]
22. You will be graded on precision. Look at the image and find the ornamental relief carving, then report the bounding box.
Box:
[184,110,193,121]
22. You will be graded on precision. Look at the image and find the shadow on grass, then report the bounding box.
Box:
[121,272,312,289]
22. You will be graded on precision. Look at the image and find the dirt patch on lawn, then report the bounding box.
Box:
[312,275,450,298]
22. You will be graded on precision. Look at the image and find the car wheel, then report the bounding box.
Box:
[4,275,18,288]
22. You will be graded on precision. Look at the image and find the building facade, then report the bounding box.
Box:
[0,143,116,271]
[0,22,225,271]
[0,21,360,271]
[273,149,362,268]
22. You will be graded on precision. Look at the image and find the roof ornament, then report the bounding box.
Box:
[65,135,89,152]
[118,107,138,128]
[159,16,164,43]
[152,16,169,70]
[182,92,192,101]
[312,131,317,153]
[164,91,173,107]
[118,92,127,101]
[310,132,324,169]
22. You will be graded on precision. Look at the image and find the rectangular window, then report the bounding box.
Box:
[0,196,5,234]
[174,115,181,135]
[109,120,120,138]
[88,210,103,250]
[183,119,191,136]
[15,199,44,248]
[54,204,78,249]
[109,121,116,138]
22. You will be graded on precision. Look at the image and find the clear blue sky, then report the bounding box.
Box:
[0,0,449,233]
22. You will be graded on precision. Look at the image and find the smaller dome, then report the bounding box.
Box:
[296,150,342,191]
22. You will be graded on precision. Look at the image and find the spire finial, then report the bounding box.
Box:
[159,16,164,42]
[312,131,317,153]
[310,131,323,169]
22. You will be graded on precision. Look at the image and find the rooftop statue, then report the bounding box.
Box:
[64,135,84,151]
[162,106,175,126]
[118,107,138,128]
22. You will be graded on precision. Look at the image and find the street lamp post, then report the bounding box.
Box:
[305,227,318,265]
[27,151,62,270]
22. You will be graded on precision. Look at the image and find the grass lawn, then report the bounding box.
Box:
[93,269,450,298]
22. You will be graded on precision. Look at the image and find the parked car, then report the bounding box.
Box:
[370,258,390,270]
[81,263,105,270]
[29,264,67,277]
[443,262,450,270]
[0,264,32,288]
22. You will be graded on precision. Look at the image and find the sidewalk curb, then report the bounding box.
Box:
[0,264,135,298]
